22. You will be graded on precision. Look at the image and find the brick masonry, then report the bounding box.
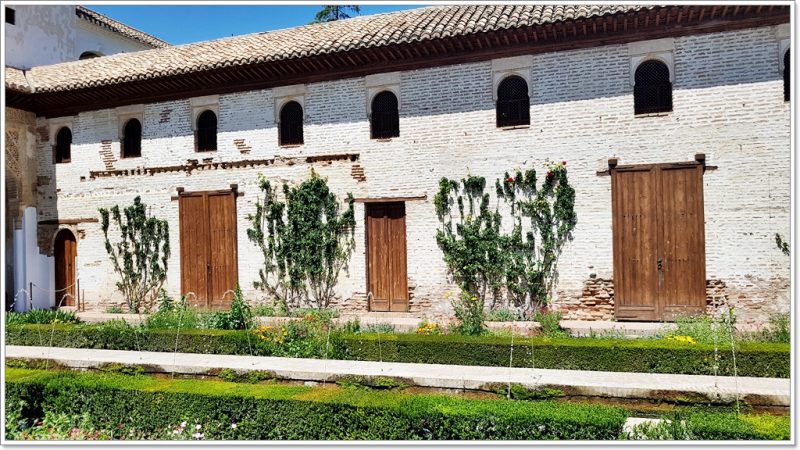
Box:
[21,26,790,323]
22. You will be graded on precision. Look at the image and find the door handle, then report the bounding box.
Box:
[657,257,663,271]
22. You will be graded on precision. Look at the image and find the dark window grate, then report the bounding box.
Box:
[122,118,142,158]
[55,127,71,164]
[371,91,400,139]
[784,49,790,102]
[496,76,530,127]
[6,7,15,25]
[196,110,217,152]
[279,101,304,146]
[634,60,672,114]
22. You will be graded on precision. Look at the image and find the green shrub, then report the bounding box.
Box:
[451,292,487,336]
[760,314,790,343]
[6,325,789,378]
[341,318,361,334]
[105,306,125,314]
[363,323,395,334]
[494,384,565,401]
[534,310,567,338]
[486,308,522,322]
[6,310,79,326]
[289,307,339,321]
[686,412,790,440]
[252,303,287,317]
[6,368,628,440]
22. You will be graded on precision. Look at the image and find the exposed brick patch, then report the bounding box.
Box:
[99,140,116,171]
[36,176,50,187]
[233,139,252,154]
[557,277,615,321]
[159,108,173,123]
[37,224,58,256]
[351,164,367,182]
[705,279,729,313]
[329,293,369,313]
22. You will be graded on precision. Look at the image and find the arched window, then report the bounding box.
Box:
[79,51,103,60]
[634,60,672,114]
[196,110,217,152]
[279,101,304,146]
[496,76,530,127]
[122,118,142,158]
[55,127,72,164]
[370,91,399,139]
[784,49,790,102]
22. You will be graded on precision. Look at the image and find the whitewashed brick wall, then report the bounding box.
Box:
[34,25,790,322]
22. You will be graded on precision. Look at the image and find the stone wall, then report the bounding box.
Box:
[30,26,790,322]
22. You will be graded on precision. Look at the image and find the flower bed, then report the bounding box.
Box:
[6,324,789,378]
[5,368,627,440]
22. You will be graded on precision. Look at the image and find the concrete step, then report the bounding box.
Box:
[6,345,789,407]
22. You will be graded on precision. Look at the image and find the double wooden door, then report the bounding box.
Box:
[366,202,408,312]
[611,163,706,321]
[179,191,238,309]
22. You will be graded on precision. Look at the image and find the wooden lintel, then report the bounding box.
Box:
[38,218,99,225]
[353,195,427,203]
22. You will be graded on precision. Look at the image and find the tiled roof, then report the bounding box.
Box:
[76,6,170,49]
[15,5,649,94]
[5,67,31,93]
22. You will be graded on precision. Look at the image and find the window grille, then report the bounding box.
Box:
[122,118,142,158]
[55,127,71,163]
[634,60,673,114]
[196,110,217,152]
[279,101,304,146]
[496,76,530,127]
[371,91,400,139]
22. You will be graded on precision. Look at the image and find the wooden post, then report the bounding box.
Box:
[76,279,81,311]
[28,281,33,310]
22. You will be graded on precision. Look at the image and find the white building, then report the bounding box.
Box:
[3,5,791,323]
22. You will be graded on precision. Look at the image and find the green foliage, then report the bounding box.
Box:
[251,303,288,317]
[247,171,356,311]
[202,285,253,330]
[497,161,576,310]
[534,310,568,338]
[496,384,566,401]
[311,5,360,23]
[775,233,790,256]
[485,308,523,322]
[104,305,124,314]
[434,163,576,316]
[7,368,628,440]
[289,307,339,320]
[341,318,361,334]
[451,292,487,336]
[9,324,788,378]
[363,323,395,334]
[6,309,79,326]
[99,196,170,313]
[622,412,791,440]
[760,313,790,343]
[335,375,406,391]
[669,313,733,346]
[435,175,506,305]
[144,298,202,330]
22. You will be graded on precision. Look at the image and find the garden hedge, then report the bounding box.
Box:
[684,412,791,440]
[5,368,627,440]
[6,325,789,378]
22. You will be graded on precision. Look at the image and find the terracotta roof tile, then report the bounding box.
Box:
[10,5,650,94]
[75,6,170,49]
[5,67,31,93]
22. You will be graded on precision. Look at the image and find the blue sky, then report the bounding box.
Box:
[89,5,425,45]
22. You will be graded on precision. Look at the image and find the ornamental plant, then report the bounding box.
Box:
[247,170,356,311]
[497,160,577,312]
[99,196,170,313]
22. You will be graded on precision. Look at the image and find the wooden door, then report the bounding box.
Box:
[179,191,238,309]
[612,163,706,321]
[54,229,77,307]
[366,203,408,312]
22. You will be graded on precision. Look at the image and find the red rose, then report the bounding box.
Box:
[547,171,554,178]
[507,177,514,183]
[562,160,567,165]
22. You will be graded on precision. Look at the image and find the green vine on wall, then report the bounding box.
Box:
[99,196,170,313]
[247,170,356,311]
[435,161,577,316]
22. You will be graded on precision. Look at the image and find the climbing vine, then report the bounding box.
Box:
[247,170,356,311]
[435,161,576,316]
[99,196,170,313]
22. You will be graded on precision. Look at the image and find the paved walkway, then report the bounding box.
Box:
[6,345,788,406]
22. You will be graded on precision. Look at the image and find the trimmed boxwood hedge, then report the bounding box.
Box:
[6,324,789,378]
[5,368,627,440]
[685,412,791,440]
